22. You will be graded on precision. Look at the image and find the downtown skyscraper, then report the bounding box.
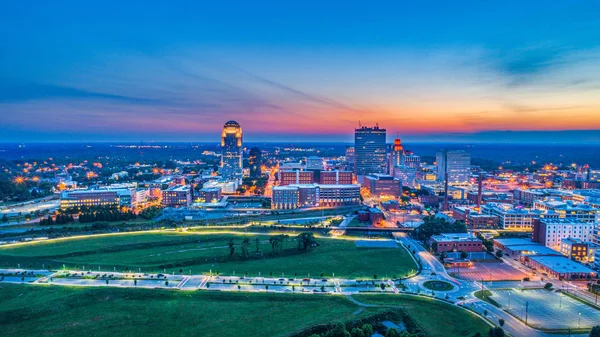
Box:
[220,120,243,183]
[354,125,387,176]
[436,150,471,184]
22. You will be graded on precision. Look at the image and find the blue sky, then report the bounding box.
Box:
[1,1,600,143]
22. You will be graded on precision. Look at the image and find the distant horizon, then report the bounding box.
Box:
[2,129,600,144]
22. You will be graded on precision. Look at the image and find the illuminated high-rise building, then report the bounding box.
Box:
[345,145,355,170]
[436,150,471,184]
[248,147,262,178]
[388,138,404,174]
[354,125,387,176]
[220,120,243,183]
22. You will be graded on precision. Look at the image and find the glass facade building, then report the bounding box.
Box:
[220,120,243,183]
[354,125,387,176]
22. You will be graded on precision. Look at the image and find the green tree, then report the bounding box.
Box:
[351,328,365,337]
[324,322,350,337]
[460,251,468,259]
[241,238,250,258]
[488,327,504,337]
[495,250,503,258]
[297,232,318,250]
[385,328,400,337]
[228,239,235,256]
[164,161,177,170]
[415,216,467,241]
[361,324,373,336]
[499,319,505,327]
[590,326,600,337]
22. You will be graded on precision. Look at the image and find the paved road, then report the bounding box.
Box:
[393,234,591,337]
[1,236,595,337]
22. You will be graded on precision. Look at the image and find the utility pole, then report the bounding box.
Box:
[525,301,529,325]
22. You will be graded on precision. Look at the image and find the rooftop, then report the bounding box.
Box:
[540,218,595,225]
[503,244,560,256]
[561,237,584,244]
[494,238,535,247]
[430,233,480,242]
[200,187,221,192]
[166,185,190,192]
[529,255,597,274]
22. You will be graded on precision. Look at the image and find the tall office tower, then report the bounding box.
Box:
[388,138,404,174]
[345,145,355,170]
[220,120,243,183]
[354,125,387,176]
[436,150,471,184]
[248,147,262,178]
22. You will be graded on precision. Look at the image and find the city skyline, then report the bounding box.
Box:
[2,2,600,143]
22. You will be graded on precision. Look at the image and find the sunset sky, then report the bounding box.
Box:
[2,1,600,143]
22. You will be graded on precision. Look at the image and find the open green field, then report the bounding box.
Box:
[352,294,491,337]
[0,283,380,337]
[0,231,416,278]
[0,284,493,337]
[346,218,369,227]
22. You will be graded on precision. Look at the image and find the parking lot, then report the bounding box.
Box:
[452,261,526,281]
[491,289,599,329]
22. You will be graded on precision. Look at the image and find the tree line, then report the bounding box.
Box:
[226,233,318,259]
[413,216,467,241]
[78,209,136,223]
[39,214,75,226]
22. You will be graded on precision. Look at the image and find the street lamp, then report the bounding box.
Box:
[559,292,563,308]
[508,292,511,310]
[578,312,581,328]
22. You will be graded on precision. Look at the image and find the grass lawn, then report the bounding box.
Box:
[352,294,491,337]
[346,218,368,227]
[0,232,416,279]
[0,283,379,337]
[422,280,454,291]
[474,290,501,308]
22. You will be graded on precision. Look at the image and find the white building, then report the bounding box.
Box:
[271,184,360,209]
[533,197,600,223]
[203,180,238,194]
[481,203,542,230]
[306,156,323,170]
[538,219,596,251]
[132,188,149,207]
